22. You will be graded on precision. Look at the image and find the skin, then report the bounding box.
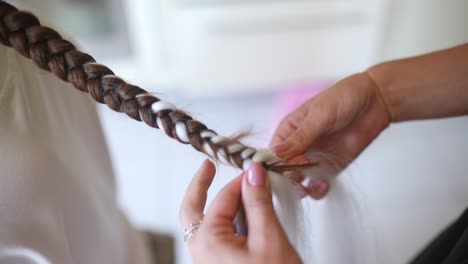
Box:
[270,72,391,199]
[271,43,468,199]
[180,43,468,262]
[179,160,301,264]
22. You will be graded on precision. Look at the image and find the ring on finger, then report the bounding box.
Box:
[183,219,202,243]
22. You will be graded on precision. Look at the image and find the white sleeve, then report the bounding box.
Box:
[0,248,54,264]
[0,136,74,264]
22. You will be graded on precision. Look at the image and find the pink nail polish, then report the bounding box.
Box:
[313,181,328,195]
[295,184,307,198]
[321,181,329,192]
[247,163,266,187]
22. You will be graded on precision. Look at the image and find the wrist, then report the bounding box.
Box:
[364,69,393,123]
[366,44,468,122]
[366,61,405,122]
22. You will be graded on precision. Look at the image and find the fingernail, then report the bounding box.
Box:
[247,163,266,187]
[295,184,307,198]
[309,181,328,197]
[316,181,328,194]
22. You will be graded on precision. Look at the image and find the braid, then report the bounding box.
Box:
[0,1,310,173]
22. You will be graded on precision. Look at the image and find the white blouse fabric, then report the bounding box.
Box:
[0,46,153,264]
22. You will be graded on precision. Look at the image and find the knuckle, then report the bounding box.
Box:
[245,192,272,209]
[196,174,211,188]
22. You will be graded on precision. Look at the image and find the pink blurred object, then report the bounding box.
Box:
[269,83,327,138]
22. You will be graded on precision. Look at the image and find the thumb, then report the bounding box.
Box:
[242,163,286,247]
[271,113,325,159]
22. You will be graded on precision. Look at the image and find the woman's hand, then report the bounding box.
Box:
[179,160,301,264]
[270,72,392,199]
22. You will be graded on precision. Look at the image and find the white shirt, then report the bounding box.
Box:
[0,46,153,264]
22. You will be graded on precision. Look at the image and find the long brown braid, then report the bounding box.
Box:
[0,1,313,173]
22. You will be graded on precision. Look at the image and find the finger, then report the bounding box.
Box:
[293,183,308,199]
[269,107,308,147]
[179,159,216,229]
[281,155,330,199]
[269,117,298,147]
[270,111,327,159]
[242,163,286,246]
[291,174,330,200]
[284,171,305,184]
[285,154,310,165]
[280,155,310,183]
[304,179,329,200]
[205,173,243,223]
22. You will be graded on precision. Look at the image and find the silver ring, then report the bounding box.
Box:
[183,219,202,243]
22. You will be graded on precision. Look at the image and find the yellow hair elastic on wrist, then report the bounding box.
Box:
[365,71,393,122]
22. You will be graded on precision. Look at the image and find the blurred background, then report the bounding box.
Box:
[12,0,468,263]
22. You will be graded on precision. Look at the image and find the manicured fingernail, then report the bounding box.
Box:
[317,181,328,194]
[309,181,328,198]
[295,184,308,198]
[247,163,266,187]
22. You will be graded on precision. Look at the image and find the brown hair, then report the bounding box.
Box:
[0,1,309,173]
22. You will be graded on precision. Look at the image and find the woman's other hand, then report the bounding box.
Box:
[270,72,392,199]
[179,160,301,264]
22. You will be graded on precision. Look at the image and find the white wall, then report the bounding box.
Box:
[380,0,468,60]
[102,0,388,95]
